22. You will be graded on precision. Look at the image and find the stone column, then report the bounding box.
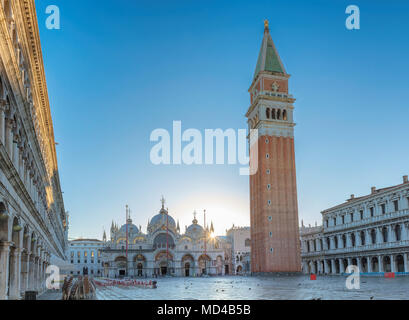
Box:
[0,103,6,145]
[339,258,344,273]
[378,255,384,272]
[0,242,11,299]
[20,252,30,293]
[4,118,14,157]
[377,228,383,244]
[367,257,372,273]
[347,258,352,271]
[331,259,336,274]
[391,255,396,273]
[366,229,372,245]
[12,140,19,171]
[346,234,351,247]
[324,260,329,274]
[402,223,408,241]
[28,254,35,290]
[404,253,409,273]
[357,257,362,272]
[8,248,23,299]
[388,225,394,243]
[35,257,41,291]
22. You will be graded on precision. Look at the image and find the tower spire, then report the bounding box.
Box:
[253,20,286,80]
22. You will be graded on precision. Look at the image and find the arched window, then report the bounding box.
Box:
[371,229,376,244]
[342,234,346,248]
[351,233,355,247]
[360,230,365,245]
[276,109,281,120]
[334,236,338,248]
[244,238,251,247]
[266,108,270,119]
[395,224,401,241]
[306,241,310,252]
[382,227,388,242]
[271,109,276,119]
[283,110,287,121]
[326,237,330,249]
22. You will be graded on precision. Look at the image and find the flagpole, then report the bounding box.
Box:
[126,205,129,277]
[204,209,207,275]
[166,206,169,276]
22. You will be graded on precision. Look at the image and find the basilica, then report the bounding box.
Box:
[100,198,226,278]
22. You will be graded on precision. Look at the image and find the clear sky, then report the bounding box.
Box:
[34,0,409,239]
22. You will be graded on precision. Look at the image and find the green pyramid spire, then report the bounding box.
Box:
[253,20,286,79]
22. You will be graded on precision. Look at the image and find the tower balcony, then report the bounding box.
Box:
[255,90,293,100]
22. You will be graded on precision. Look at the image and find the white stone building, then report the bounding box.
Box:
[101,199,225,278]
[68,239,104,276]
[0,1,68,299]
[301,176,409,274]
[226,226,251,274]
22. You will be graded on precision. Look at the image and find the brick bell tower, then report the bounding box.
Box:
[246,20,301,273]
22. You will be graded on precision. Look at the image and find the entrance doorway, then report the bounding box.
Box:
[137,263,143,277]
[161,267,167,275]
[225,265,229,275]
[119,269,125,277]
[185,263,190,277]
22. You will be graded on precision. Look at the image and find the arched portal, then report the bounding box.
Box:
[155,251,173,276]
[181,254,194,277]
[198,254,211,276]
[133,254,146,277]
[236,265,243,274]
[114,256,127,277]
[216,256,223,275]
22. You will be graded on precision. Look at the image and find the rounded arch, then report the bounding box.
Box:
[133,254,146,262]
[11,216,22,247]
[396,255,404,272]
[383,256,391,272]
[282,110,288,121]
[22,224,30,250]
[153,233,175,249]
[271,108,276,119]
[276,109,281,120]
[266,108,270,119]
[371,257,379,272]
[30,231,37,253]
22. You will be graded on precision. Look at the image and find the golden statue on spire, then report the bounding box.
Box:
[264,19,269,31]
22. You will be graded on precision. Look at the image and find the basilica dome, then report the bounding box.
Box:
[118,222,139,235]
[148,205,176,233]
[185,215,205,239]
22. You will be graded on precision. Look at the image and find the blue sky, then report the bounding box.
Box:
[35,0,409,239]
